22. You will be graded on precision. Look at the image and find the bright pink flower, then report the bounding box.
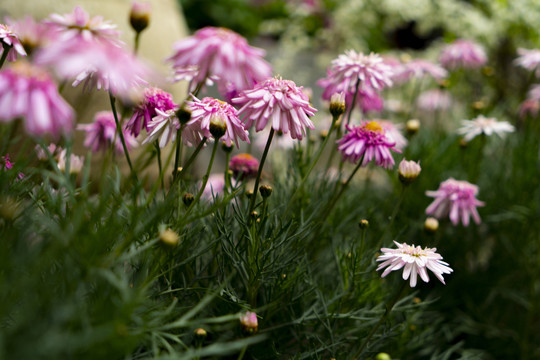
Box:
[126,87,176,137]
[416,89,452,112]
[0,61,74,138]
[167,27,272,95]
[337,121,400,169]
[376,241,453,288]
[78,111,137,153]
[46,6,122,46]
[229,153,259,180]
[426,178,485,226]
[439,39,487,70]
[393,59,448,83]
[514,48,540,77]
[0,24,27,62]
[187,96,249,147]
[233,77,316,140]
[2,154,14,170]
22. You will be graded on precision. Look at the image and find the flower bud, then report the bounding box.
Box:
[358,219,369,229]
[250,211,259,220]
[259,184,273,198]
[209,116,227,139]
[424,217,439,233]
[183,193,194,207]
[130,2,151,33]
[159,228,179,247]
[406,119,420,135]
[221,142,234,153]
[329,92,346,117]
[375,352,391,360]
[194,328,207,338]
[245,190,254,199]
[176,104,192,125]
[240,311,258,334]
[398,159,421,185]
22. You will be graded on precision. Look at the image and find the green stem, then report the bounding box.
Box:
[109,92,135,177]
[378,185,407,248]
[224,151,232,193]
[346,79,361,126]
[184,140,219,217]
[248,129,274,217]
[322,157,364,216]
[134,32,141,55]
[0,44,11,70]
[155,141,164,191]
[181,137,207,178]
[173,126,184,180]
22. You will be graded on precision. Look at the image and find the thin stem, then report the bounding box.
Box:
[346,79,361,126]
[323,157,364,216]
[134,32,141,55]
[378,185,407,248]
[185,140,219,217]
[155,141,164,190]
[109,92,135,176]
[173,126,184,180]
[0,44,11,70]
[354,281,407,357]
[224,150,232,193]
[181,137,207,178]
[248,128,274,217]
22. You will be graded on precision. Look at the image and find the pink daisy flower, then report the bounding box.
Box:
[126,87,176,137]
[0,24,27,62]
[46,6,122,46]
[337,121,400,169]
[186,96,249,147]
[142,109,204,148]
[393,59,448,84]
[439,39,487,70]
[0,61,74,138]
[229,153,259,180]
[416,89,452,112]
[6,16,56,55]
[77,111,138,153]
[167,27,272,95]
[426,178,485,226]
[233,77,317,140]
[514,48,540,77]
[376,241,453,288]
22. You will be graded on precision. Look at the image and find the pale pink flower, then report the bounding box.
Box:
[514,48,540,77]
[56,149,84,174]
[167,27,272,96]
[126,87,176,137]
[0,61,74,138]
[378,120,408,150]
[233,77,316,140]
[6,16,56,54]
[35,143,58,161]
[337,121,400,169]
[526,84,540,102]
[239,311,258,333]
[376,241,453,287]
[187,96,249,147]
[78,111,137,153]
[426,178,485,226]
[171,65,217,93]
[439,39,487,70]
[229,153,259,180]
[416,89,452,112]
[0,24,27,62]
[46,6,122,46]
[518,99,540,119]
[130,2,152,33]
[345,86,384,114]
[142,109,204,148]
[202,173,226,200]
[393,59,448,83]
[457,115,515,142]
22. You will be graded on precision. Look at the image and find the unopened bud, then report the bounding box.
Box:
[183,193,194,207]
[176,104,192,125]
[319,129,328,140]
[221,142,234,153]
[159,228,179,247]
[376,352,391,360]
[245,190,254,199]
[406,119,420,135]
[424,217,439,233]
[209,116,227,139]
[398,159,421,185]
[250,211,259,220]
[130,1,151,33]
[194,328,207,337]
[259,184,273,198]
[329,92,346,117]
[239,311,258,334]
[358,219,369,229]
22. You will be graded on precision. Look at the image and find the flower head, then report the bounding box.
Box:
[168,27,272,96]
[439,39,487,70]
[416,89,452,112]
[426,178,485,226]
[398,159,421,184]
[130,2,152,33]
[376,241,453,287]
[229,153,259,180]
[0,61,74,138]
[514,48,540,77]
[187,96,249,146]
[457,115,515,142]
[202,173,225,200]
[0,24,27,62]
[393,59,448,84]
[142,109,203,148]
[378,120,408,150]
[337,121,400,169]
[6,16,56,55]
[2,154,14,170]
[126,87,176,137]
[56,149,84,174]
[233,77,316,140]
[239,311,258,333]
[78,111,137,153]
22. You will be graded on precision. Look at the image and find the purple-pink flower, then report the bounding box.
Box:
[126,87,176,137]
[514,48,540,77]
[0,61,74,138]
[337,121,400,169]
[233,77,316,140]
[167,27,272,96]
[239,311,258,333]
[78,111,137,153]
[187,96,249,147]
[426,178,485,226]
[378,119,408,150]
[142,109,204,148]
[229,153,259,180]
[439,39,487,70]
[416,89,452,112]
[392,59,448,84]
[0,24,27,62]
[376,241,453,287]
[6,16,56,54]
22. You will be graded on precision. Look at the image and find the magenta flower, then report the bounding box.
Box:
[167,27,272,95]
[416,89,452,112]
[0,24,27,62]
[376,241,453,288]
[46,6,122,46]
[439,39,487,70]
[426,178,485,226]
[78,111,137,153]
[229,153,259,180]
[0,61,74,138]
[337,121,400,169]
[187,96,249,147]
[233,77,316,140]
[514,48,540,77]
[126,87,176,137]
[2,154,14,170]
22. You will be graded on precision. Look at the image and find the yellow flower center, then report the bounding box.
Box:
[364,121,383,133]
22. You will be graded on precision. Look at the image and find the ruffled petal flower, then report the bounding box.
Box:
[126,87,176,137]
[0,24,27,62]
[439,39,487,70]
[78,111,137,153]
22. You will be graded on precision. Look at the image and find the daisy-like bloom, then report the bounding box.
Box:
[46,6,122,46]
[376,241,453,288]
[187,96,249,147]
[457,115,515,142]
[439,39,487,70]
[171,65,217,93]
[6,16,56,55]
[142,109,204,148]
[229,153,259,180]
[514,48,540,77]
[425,178,485,226]
[126,87,176,137]
[416,89,452,112]
[239,311,258,333]
[167,27,272,95]
[0,24,27,62]
[393,59,448,84]
[78,111,138,153]
[0,61,74,138]
[56,149,84,174]
[337,121,400,169]
[346,86,384,114]
[378,120,408,150]
[233,77,317,140]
